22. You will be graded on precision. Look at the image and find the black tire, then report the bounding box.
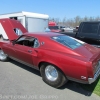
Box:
[0,49,9,61]
[61,29,65,32]
[40,63,67,88]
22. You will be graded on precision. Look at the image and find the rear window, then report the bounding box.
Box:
[81,23,99,34]
[49,26,59,30]
[52,35,85,49]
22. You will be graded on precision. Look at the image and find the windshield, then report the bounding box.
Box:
[49,26,59,30]
[52,35,85,49]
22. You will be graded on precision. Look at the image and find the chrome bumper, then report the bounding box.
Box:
[88,63,100,84]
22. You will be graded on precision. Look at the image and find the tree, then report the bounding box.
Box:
[50,16,100,28]
[83,16,88,21]
[74,16,81,27]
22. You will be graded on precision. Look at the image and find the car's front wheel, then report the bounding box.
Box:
[40,63,67,88]
[0,49,9,61]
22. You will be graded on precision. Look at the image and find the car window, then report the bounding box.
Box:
[34,39,40,48]
[14,28,23,36]
[15,36,38,48]
[52,35,85,49]
[81,23,99,34]
[49,26,59,30]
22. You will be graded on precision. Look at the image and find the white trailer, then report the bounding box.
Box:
[0,11,49,32]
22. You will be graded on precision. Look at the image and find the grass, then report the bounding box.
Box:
[80,76,100,96]
[93,79,100,96]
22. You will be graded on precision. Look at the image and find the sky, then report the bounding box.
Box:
[0,0,100,20]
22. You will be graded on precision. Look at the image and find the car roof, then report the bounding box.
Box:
[23,32,63,38]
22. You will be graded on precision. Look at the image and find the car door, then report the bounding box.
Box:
[3,35,40,68]
[13,36,38,67]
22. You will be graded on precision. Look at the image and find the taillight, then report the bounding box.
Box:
[86,62,94,78]
[92,61,99,74]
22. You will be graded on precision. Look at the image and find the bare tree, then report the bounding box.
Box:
[83,16,88,21]
[95,16,100,21]
[49,16,100,28]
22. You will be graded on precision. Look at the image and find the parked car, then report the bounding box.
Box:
[0,19,100,88]
[49,26,61,32]
[61,27,74,32]
[48,21,61,32]
[64,22,100,47]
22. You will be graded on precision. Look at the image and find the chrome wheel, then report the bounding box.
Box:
[45,65,58,81]
[0,50,7,61]
[40,64,67,88]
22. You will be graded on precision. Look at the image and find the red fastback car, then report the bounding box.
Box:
[0,19,100,88]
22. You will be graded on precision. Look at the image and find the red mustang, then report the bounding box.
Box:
[0,19,100,88]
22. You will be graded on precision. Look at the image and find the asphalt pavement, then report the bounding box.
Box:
[0,60,100,100]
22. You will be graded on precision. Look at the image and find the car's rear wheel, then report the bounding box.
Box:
[0,49,8,61]
[40,63,67,88]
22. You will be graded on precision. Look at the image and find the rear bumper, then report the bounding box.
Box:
[88,64,100,84]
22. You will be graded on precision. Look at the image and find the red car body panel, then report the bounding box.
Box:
[0,18,100,84]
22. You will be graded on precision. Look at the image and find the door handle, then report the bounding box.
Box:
[28,50,32,53]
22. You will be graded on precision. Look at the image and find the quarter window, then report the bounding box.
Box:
[34,39,40,48]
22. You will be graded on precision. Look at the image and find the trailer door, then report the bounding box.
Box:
[26,17,48,32]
